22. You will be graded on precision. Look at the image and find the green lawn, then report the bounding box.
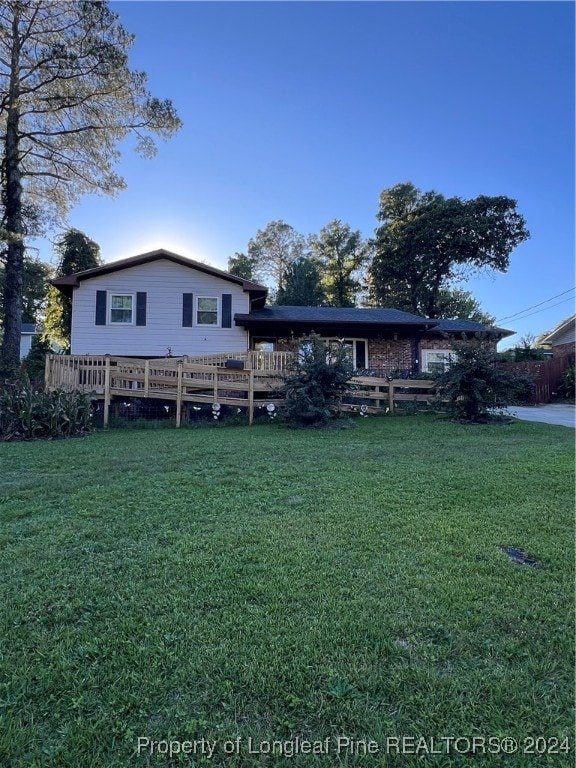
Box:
[0,417,574,767]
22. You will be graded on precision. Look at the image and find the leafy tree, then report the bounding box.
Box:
[0,256,52,325]
[368,182,529,317]
[435,288,495,325]
[21,333,51,383]
[434,338,534,422]
[277,334,355,427]
[247,220,308,293]
[227,252,258,281]
[0,0,182,370]
[311,220,371,307]
[275,257,325,306]
[510,333,547,362]
[44,229,101,350]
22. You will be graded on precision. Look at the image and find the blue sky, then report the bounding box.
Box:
[36,0,574,346]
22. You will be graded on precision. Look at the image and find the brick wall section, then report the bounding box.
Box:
[367,339,413,373]
[553,342,575,360]
[420,337,497,352]
[275,338,293,352]
[270,337,415,375]
[261,334,500,375]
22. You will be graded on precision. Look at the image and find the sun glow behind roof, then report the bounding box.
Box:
[106,235,213,267]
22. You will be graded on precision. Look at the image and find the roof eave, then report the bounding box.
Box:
[541,315,576,344]
[234,315,437,331]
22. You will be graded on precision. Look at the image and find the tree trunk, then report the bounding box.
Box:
[0,7,24,374]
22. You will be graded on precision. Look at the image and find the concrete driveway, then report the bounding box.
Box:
[503,404,576,428]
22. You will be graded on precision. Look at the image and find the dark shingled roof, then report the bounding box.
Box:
[235,307,513,338]
[426,318,514,337]
[235,306,436,326]
[20,323,37,334]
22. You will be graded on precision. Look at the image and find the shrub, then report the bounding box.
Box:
[0,375,93,440]
[276,334,355,427]
[21,335,52,384]
[434,339,534,422]
[557,364,575,399]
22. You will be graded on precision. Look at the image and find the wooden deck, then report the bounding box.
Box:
[45,353,437,426]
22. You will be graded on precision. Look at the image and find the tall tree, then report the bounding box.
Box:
[0,1,181,370]
[311,220,371,307]
[368,182,529,317]
[43,229,101,350]
[0,256,52,325]
[247,220,307,293]
[227,252,258,281]
[275,257,326,306]
[435,288,495,325]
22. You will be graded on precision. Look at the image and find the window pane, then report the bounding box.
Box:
[197,297,218,325]
[198,297,217,311]
[110,295,132,323]
[425,350,453,372]
[198,311,218,325]
[355,340,366,369]
[111,295,132,309]
[255,341,275,352]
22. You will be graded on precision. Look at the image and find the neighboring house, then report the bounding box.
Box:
[541,315,576,361]
[20,323,38,360]
[51,249,513,375]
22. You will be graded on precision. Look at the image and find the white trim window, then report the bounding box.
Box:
[109,293,134,324]
[326,338,367,370]
[196,296,219,326]
[421,349,455,374]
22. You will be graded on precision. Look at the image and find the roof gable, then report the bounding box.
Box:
[51,249,268,295]
[541,314,576,345]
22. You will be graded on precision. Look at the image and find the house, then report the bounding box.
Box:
[20,323,38,360]
[541,315,575,362]
[51,249,267,359]
[51,249,513,375]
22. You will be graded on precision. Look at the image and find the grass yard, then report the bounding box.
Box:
[0,416,574,767]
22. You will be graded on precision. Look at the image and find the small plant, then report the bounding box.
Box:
[276,334,355,427]
[433,339,534,422]
[0,375,93,440]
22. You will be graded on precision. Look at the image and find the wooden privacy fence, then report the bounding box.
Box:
[499,358,571,403]
[45,354,438,426]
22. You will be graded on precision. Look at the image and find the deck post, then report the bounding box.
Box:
[248,368,254,425]
[45,354,53,390]
[176,361,183,428]
[103,355,111,427]
[388,379,395,414]
[144,360,150,397]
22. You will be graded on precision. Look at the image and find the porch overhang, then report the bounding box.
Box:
[234,319,435,338]
[234,306,438,338]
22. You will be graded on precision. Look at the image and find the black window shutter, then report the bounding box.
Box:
[222,294,232,328]
[182,293,193,327]
[136,292,147,326]
[95,291,107,325]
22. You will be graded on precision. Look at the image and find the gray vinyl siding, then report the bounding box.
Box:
[70,259,250,356]
[551,326,576,347]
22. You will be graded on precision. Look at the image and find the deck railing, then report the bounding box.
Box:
[45,354,436,425]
